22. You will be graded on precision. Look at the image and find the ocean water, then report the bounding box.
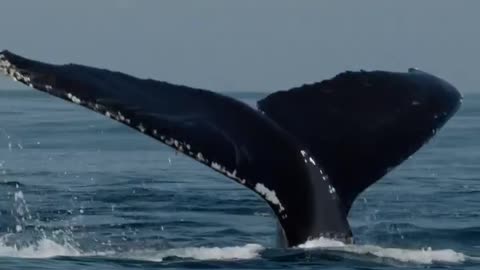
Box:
[0,89,479,270]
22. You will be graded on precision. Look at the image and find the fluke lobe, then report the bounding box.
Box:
[0,51,462,247]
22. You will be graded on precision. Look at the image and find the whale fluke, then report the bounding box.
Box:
[0,50,462,247]
[259,70,462,212]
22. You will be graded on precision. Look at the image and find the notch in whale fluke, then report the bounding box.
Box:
[259,69,462,213]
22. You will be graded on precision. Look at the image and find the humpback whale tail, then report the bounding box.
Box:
[0,50,462,247]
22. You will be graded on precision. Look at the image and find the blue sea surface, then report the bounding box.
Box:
[0,90,479,269]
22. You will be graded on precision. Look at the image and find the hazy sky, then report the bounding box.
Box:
[0,1,479,92]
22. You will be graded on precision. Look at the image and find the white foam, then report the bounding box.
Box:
[0,235,262,262]
[297,237,469,264]
[0,234,475,265]
[130,244,264,262]
[0,238,81,258]
[361,246,466,264]
[298,237,346,249]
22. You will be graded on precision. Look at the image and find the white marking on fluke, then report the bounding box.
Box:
[117,111,126,121]
[66,93,82,104]
[226,169,237,178]
[137,123,146,133]
[0,53,32,84]
[196,152,205,162]
[255,183,285,212]
[210,161,246,184]
[211,162,222,171]
[164,138,174,146]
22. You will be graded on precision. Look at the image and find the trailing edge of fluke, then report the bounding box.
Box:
[0,50,462,247]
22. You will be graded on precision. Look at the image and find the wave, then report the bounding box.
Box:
[125,244,264,262]
[0,236,263,261]
[0,189,476,265]
[298,237,474,264]
[0,237,80,258]
[0,234,478,265]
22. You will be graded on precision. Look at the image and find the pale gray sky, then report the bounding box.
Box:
[0,1,479,92]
